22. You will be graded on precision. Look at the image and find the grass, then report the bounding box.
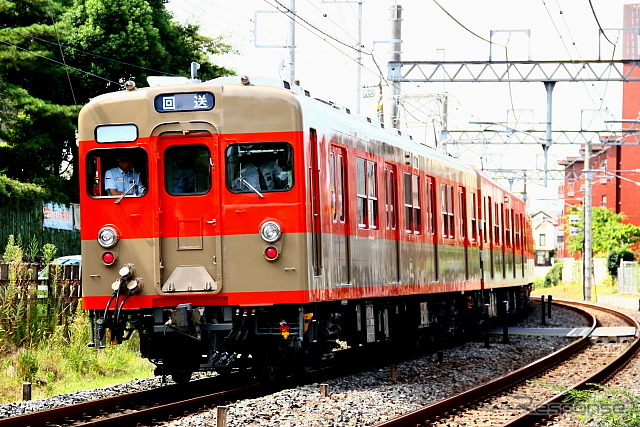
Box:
[0,311,154,404]
[531,279,623,301]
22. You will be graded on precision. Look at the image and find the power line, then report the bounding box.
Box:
[46,0,77,105]
[431,0,502,46]
[0,24,178,77]
[588,0,616,46]
[0,40,121,86]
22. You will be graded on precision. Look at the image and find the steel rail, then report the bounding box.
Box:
[504,298,640,427]
[373,300,600,427]
[0,348,372,426]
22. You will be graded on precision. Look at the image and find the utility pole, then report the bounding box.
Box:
[387,3,402,130]
[543,81,556,187]
[438,93,448,149]
[287,0,296,84]
[583,140,593,301]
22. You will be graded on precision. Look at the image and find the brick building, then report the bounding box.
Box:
[558,4,640,259]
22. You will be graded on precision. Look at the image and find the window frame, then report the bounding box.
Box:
[404,172,422,234]
[356,157,378,229]
[225,141,294,194]
[164,144,212,196]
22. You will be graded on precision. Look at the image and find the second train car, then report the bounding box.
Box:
[78,75,534,382]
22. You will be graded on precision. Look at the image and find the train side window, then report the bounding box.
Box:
[515,213,521,249]
[425,176,435,235]
[385,166,397,230]
[356,157,378,229]
[470,192,478,242]
[330,153,337,221]
[86,147,148,198]
[494,203,501,245]
[412,174,421,234]
[226,142,293,193]
[459,186,467,240]
[164,145,211,196]
[441,184,454,239]
[330,150,346,222]
[403,173,421,234]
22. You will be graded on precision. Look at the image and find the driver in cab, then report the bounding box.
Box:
[105,155,146,196]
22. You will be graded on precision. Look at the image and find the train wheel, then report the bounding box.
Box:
[171,371,192,384]
[295,349,313,375]
[254,353,282,382]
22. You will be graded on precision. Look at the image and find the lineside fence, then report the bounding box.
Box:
[617,261,640,295]
[0,263,81,349]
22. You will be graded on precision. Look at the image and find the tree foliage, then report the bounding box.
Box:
[61,0,236,101]
[0,0,236,202]
[566,206,640,256]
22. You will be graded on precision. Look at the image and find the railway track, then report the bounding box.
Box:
[374,298,640,427]
[0,374,267,427]
[2,299,632,427]
[0,345,403,427]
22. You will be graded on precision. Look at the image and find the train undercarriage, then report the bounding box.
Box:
[89,285,531,383]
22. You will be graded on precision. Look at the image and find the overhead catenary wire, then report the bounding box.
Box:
[0,24,179,77]
[540,0,616,129]
[46,0,77,105]
[0,39,121,87]
[589,0,616,46]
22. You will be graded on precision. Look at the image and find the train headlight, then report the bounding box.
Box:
[259,221,282,243]
[98,226,119,248]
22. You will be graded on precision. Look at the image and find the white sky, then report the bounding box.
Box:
[165,0,636,212]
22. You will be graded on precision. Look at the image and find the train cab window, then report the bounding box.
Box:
[86,147,148,198]
[226,142,293,193]
[164,145,211,196]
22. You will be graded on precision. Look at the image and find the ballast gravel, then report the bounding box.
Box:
[0,302,588,426]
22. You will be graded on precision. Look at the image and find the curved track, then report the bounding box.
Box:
[3,299,636,427]
[373,298,639,427]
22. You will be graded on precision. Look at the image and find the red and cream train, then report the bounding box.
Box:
[78,75,534,382]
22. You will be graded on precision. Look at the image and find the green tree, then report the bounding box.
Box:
[61,0,235,102]
[0,0,80,201]
[1,0,235,201]
[566,206,640,256]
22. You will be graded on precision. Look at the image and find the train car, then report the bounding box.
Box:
[78,75,534,382]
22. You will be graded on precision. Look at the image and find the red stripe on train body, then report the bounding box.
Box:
[78,75,534,382]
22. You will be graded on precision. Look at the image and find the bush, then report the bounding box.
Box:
[16,349,39,383]
[607,247,635,278]
[536,262,564,288]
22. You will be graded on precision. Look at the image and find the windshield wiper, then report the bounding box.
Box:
[114,181,137,204]
[238,176,265,199]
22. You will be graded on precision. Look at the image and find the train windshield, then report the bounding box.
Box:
[164,145,211,196]
[226,142,293,193]
[86,147,148,198]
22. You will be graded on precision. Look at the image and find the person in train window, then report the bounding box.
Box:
[171,155,196,194]
[104,155,146,196]
[236,153,287,191]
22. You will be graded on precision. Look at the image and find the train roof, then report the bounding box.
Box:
[89,74,521,201]
[207,76,479,177]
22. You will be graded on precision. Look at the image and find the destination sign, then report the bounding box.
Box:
[154,92,215,112]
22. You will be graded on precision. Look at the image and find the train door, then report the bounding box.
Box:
[330,145,350,285]
[310,130,322,277]
[487,196,495,279]
[157,132,222,293]
[459,186,469,280]
[384,163,400,284]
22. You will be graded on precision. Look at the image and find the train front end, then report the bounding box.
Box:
[78,78,312,381]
